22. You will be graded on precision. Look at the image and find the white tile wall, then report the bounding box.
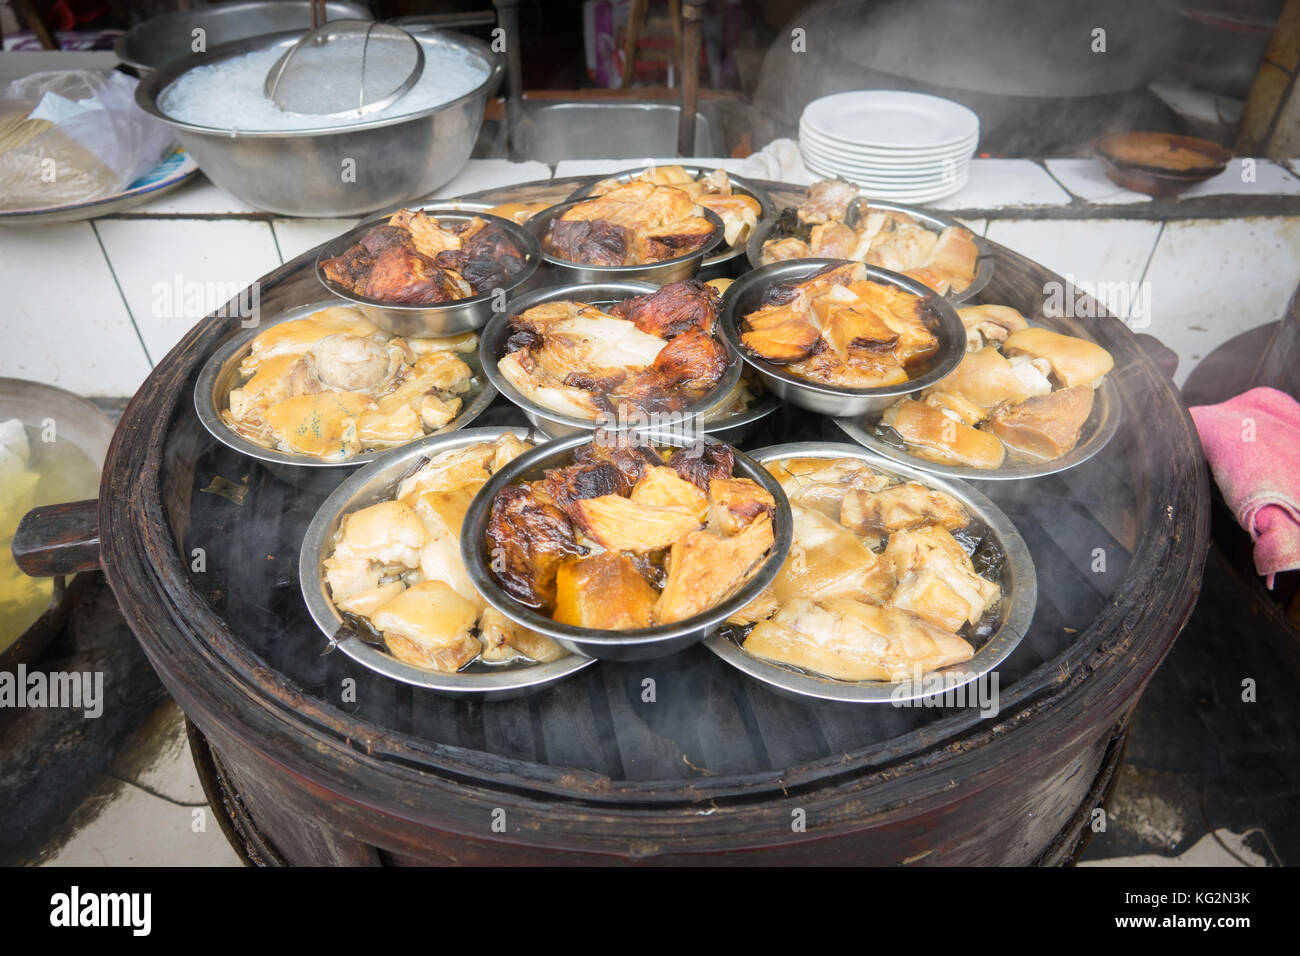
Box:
[1142,217,1300,386]
[984,219,1163,321]
[272,217,361,264]
[1044,159,1152,205]
[0,222,152,396]
[931,159,1073,210]
[429,159,552,197]
[96,219,282,365]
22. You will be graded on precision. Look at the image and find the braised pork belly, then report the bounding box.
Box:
[484,438,777,630]
[874,304,1115,469]
[758,179,980,296]
[545,181,719,266]
[740,261,940,389]
[728,457,1002,684]
[221,306,477,461]
[590,166,762,249]
[323,434,568,673]
[498,280,735,421]
[321,209,527,305]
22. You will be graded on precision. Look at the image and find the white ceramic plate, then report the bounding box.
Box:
[801,90,979,149]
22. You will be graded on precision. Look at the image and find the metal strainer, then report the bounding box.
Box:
[264,19,424,118]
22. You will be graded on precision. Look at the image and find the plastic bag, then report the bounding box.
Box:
[0,69,176,211]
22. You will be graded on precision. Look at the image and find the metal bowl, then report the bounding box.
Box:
[567,165,776,278]
[116,1,372,74]
[719,258,967,417]
[193,301,496,476]
[299,426,597,698]
[703,441,1036,704]
[461,430,794,662]
[526,199,726,285]
[134,30,502,217]
[833,375,1123,481]
[745,199,994,305]
[315,209,542,336]
[479,281,744,438]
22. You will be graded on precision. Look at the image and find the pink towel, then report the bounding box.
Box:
[1190,387,1300,587]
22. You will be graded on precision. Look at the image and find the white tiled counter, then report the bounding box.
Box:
[3,156,1298,395]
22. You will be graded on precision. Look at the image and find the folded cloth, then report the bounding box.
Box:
[1190,387,1300,587]
[735,138,814,185]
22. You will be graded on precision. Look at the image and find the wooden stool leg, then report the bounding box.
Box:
[621,0,649,88]
[13,0,59,50]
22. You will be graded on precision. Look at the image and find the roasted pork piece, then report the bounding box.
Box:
[591,165,761,248]
[222,307,475,461]
[740,262,939,389]
[497,281,732,421]
[322,435,566,673]
[873,305,1114,469]
[731,457,1001,685]
[760,179,979,296]
[546,182,718,266]
[320,209,526,305]
[484,439,777,629]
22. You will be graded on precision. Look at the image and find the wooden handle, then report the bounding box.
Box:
[12,499,101,577]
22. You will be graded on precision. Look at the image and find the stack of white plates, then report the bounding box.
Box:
[798,91,980,203]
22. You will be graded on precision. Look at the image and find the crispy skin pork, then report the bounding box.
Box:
[486,438,776,632]
[761,180,980,297]
[500,283,730,419]
[797,178,858,224]
[548,182,717,266]
[654,513,776,624]
[609,279,720,337]
[668,442,735,491]
[570,495,705,552]
[485,484,587,610]
[321,210,522,305]
[741,267,935,387]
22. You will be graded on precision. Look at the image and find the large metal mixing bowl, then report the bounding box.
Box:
[134,30,502,217]
[116,1,373,75]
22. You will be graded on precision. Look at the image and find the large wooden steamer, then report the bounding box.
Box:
[86,179,1208,864]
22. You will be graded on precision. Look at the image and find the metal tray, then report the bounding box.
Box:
[299,426,597,697]
[193,301,496,473]
[745,198,994,305]
[831,333,1123,481]
[703,441,1036,703]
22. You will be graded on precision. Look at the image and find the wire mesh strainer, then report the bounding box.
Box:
[263,19,425,118]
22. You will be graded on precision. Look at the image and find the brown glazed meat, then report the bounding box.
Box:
[485,485,587,610]
[321,212,523,305]
[610,279,720,338]
[547,219,630,266]
[669,442,735,490]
